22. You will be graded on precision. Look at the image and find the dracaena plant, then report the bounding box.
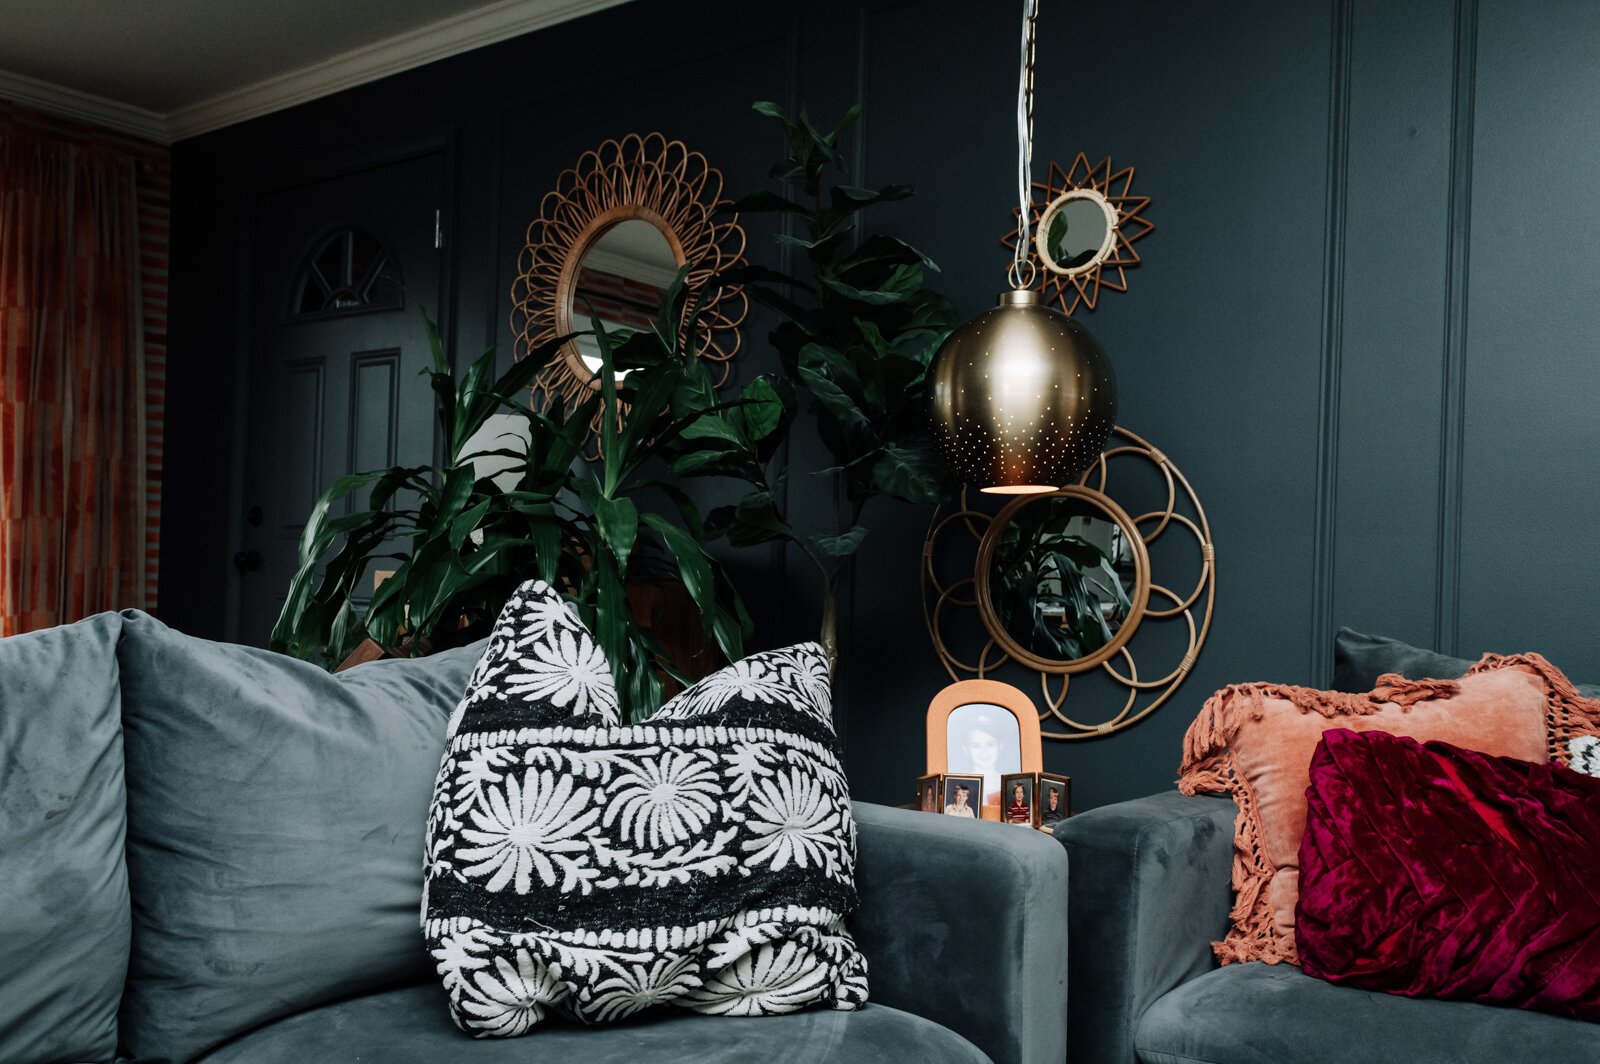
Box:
[270,299,753,721]
[665,101,958,667]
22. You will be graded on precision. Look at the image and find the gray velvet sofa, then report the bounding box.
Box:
[1057,791,1600,1064]
[1,610,1068,1064]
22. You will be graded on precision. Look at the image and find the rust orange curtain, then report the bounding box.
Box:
[0,129,147,636]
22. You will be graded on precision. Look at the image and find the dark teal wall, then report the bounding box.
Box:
[165,0,1600,811]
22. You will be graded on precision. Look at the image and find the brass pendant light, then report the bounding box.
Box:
[929,0,1117,493]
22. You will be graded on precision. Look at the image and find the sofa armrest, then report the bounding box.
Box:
[850,801,1068,1064]
[1055,791,1235,1064]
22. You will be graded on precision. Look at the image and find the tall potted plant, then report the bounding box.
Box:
[271,300,758,721]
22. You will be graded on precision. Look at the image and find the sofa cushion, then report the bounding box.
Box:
[1135,962,1600,1064]
[0,612,129,1064]
[1332,627,1600,698]
[191,983,990,1064]
[115,610,485,1063]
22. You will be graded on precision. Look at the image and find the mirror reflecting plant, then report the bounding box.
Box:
[990,499,1132,661]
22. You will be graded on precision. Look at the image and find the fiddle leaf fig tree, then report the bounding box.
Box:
[270,303,752,722]
[688,101,959,666]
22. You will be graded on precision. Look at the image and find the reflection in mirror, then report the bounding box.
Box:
[571,218,679,379]
[988,494,1135,662]
[1039,192,1112,273]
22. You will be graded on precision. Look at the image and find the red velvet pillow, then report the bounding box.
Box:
[1297,728,1600,1021]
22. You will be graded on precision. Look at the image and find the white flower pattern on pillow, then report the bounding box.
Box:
[604,750,722,850]
[457,769,600,894]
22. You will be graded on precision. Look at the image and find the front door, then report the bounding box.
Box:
[235,153,445,649]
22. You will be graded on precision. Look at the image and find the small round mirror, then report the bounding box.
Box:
[1035,189,1118,277]
[567,217,680,380]
[976,485,1149,672]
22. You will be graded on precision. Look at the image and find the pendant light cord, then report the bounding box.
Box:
[1009,0,1040,290]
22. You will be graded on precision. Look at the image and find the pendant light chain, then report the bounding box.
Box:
[1009,0,1040,290]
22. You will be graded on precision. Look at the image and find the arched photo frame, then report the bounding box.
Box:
[925,680,1043,821]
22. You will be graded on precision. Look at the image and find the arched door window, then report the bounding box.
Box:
[290,226,402,318]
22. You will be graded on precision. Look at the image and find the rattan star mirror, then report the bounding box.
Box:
[510,133,749,449]
[922,427,1214,739]
[1000,152,1153,315]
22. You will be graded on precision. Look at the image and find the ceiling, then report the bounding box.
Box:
[0,0,629,144]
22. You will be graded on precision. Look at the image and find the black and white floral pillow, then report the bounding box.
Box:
[1571,736,1600,778]
[422,580,867,1036]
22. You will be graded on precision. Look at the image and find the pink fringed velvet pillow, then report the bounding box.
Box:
[1177,653,1600,965]
[1297,728,1600,1020]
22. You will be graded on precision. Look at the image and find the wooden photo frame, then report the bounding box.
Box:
[915,773,942,814]
[926,680,1043,822]
[1001,772,1037,827]
[939,774,983,819]
[1037,772,1071,830]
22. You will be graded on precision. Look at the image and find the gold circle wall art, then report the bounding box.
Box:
[510,132,749,451]
[921,426,1214,740]
[999,152,1153,316]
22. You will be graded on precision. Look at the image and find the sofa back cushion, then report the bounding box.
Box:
[115,611,482,1063]
[0,612,129,1064]
[1333,627,1600,698]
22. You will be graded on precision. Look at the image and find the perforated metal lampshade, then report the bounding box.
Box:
[928,288,1117,493]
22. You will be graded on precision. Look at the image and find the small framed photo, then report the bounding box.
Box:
[1037,773,1071,828]
[940,774,983,819]
[915,773,942,813]
[1001,772,1037,827]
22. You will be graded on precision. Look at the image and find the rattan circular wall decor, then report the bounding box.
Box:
[999,152,1153,316]
[921,426,1214,739]
[510,132,749,450]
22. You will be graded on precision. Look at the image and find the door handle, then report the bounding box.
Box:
[233,549,262,573]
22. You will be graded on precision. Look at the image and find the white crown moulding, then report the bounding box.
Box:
[0,68,169,143]
[0,0,632,146]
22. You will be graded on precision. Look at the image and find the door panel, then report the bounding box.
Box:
[237,153,444,649]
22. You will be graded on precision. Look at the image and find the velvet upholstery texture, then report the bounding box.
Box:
[1135,962,1600,1064]
[1332,627,1600,698]
[1177,655,1600,965]
[851,803,1068,1064]
[0,612,130,1064]
[114,611,486,1064]
[1297,728,1600,1020]
[191,982,992,1064]
[1056,793,1236,1064]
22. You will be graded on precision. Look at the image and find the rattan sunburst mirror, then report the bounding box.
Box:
[1000,152,1153,315]
[510,133,749,449]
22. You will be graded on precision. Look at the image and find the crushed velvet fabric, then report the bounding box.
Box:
[1297,728,1600,1021]
[1177,653,1600,966]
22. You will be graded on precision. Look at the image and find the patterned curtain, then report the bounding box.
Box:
[0,129,146,636]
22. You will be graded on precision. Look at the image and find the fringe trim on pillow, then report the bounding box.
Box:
[1175,666,1517,968]
[1469,652,1600,763]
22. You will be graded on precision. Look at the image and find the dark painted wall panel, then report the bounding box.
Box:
[1330,0,1455,652]
[1456,0,1600,671]
[163,0,1600,811]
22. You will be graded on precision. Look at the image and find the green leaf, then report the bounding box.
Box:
[870,442,948,505]
[640,513,744,664]
[733,376,784,442]
[796,344,870,433]
[448,497,492,552]
[593,492,639,574]
[807,525,869,558]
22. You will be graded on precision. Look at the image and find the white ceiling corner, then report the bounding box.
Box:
[0,0,632,145]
